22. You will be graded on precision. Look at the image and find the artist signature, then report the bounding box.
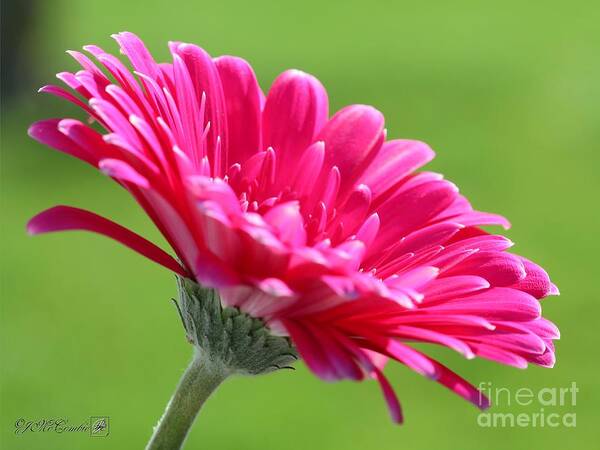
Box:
[14,416,110,437]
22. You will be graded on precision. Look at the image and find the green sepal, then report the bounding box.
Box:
[175,277,298,375]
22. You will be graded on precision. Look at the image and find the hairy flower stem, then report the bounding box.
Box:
[146,351,226,450]
[146,278,298,450]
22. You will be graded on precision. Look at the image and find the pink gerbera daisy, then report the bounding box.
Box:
[28,32,559,427]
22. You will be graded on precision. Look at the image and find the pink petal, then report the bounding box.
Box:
[445,251,526,286]
[451,325,546,355]
[194,250,241,288]
[362,139,435,203]
[508,257,556,299]
[66,50,110,85]
[38,85,95,117]
[99,158,150,187]
[291,141,326,198]
[444,234,514,252]
[28,119,98,166]
[171,52,206,167]
[172,42,228,170]
[317,105,384,201]
[357,335,438,379]
[372,367,404,424]
[471,344,528,369]
[390,325,474,358]
[254,277,295,298]
[328,184,372,240]
[141,189,201,274]
[263,202,307,247]
[380,221,463,261]
[355,213,380,248]
[214,56,263,165]
[450,211,511,229]
[521,317,560,339]
[305,322,365,381]
[425,356,491,409]
[374,313,496,330]
[386,266,439,291]
[372,180,458,253]
[423,276,490,301]
[195,206,240,263]
[283,319,340,381]
[27,206,187,276]
[526,348,556,368]
[327,332,403,423]
[112,32,162,81]
[263,70,328,184]
[426,287,541,322]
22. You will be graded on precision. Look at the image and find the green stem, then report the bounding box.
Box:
[146,351,227,450]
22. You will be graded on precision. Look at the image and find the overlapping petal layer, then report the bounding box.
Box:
[28,32,559,423]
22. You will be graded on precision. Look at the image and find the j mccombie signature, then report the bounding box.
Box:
[14,416,110,436]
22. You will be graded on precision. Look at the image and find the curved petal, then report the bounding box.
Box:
[450,211,511,229]
[283,319,340,381]
[445,251,526,287]
[425,287,541,322]
[38,85,96,117]
[171,42,228,170]
[214,56,263,165]
[28,119,98,166]
[99,158,150,187]
[263,202,307,247]
[27,206,187,276]
[424,355,491,409]
[371,180,458,254]
[112,31,163,81]
[372,367,404,424]
[263,69,328,184]
[317,105,384,202]
[508,257,556,299]
[362,139,435,203]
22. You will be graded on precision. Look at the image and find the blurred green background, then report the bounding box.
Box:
[1,0,599,448]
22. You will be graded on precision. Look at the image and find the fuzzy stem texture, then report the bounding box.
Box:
[145,278,297,450]
[146,351,226,450]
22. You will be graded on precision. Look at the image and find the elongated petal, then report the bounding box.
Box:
[445,251,526,286]
[38,85,95,116]
[263,202,307,247]
[318,105,384,201]
[526,348,556,368]
[362,139,435,202]
[391,326,474,358]
[450,211,511,229]
[427,287,541,321]
[27,206,187,276]
[372,180,458,253]
[263,70,328,183]
[215,56,263,165]
[425,356,491,409]
[358,334,438,379]
[403,222,464,253]
[112,31,162,81]
[174,43,228,166]
[283,319,340,381]
[372,367,404,424]
[508,257,556,299]
[99,158,150,187]
[28,119,98,166]
[423,275,490,301]
[471,344,528,369]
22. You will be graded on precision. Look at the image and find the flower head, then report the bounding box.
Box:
[28,32,559,423]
